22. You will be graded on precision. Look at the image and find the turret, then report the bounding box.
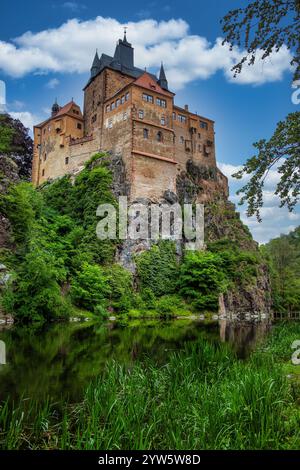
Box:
[90,50,101,78]
[51,99,60,117]
[158,63,168,90]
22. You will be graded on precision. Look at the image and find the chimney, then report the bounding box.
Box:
[184,104,189,111]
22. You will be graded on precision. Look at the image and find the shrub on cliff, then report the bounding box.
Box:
[178,251,229,311]
[135,241,179,297]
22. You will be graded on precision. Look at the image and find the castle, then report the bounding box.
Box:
[32,33,228,203]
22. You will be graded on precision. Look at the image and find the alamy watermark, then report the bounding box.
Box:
[291,80,300,105]
[96,197,204,250]
[291,339,300,365]
[0,340,6,365]
[0,80,6,113]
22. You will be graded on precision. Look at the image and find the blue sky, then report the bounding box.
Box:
[0,0,298,243]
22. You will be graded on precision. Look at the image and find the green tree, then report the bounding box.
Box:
[70,262,111,313]
[222,0,300,82]
[178,251,229,311]
[233,112,300,220]
[0,114,33,179]
[222,1,300,219]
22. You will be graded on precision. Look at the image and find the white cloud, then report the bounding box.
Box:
[9,111,40,133]
[0,17,293,89]
[218,160,300,243]
[45,78,60,89]
[61,2,87,12]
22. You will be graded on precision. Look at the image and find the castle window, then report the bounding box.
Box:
[108,119,112,129]
[111,102,115,110]
[106,105,110,113]
[44,153,47,161]
[180,136,184,144]
[156,98,166,108]
[43,128,46,134]
[48,126,51,132]
[143,128,149,139]
[142,93,153,103]
[161,116,166,126]
[116,99,121,107]
[125,92,130,101]
[198,144,202,152]
[156,131,163,142]
[178,115,186,123]
[73,109,79,115]
[42,169,45,176]
[77,123,82,129]
[198,133,201,139]
[121,95,125,104]
[139,110,144,119]
[172,112,176,121]
[65,157,69,165]
[200,120,208,130]
[123,112,128,120]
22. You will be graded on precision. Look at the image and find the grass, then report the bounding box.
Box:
[0,322,299,450]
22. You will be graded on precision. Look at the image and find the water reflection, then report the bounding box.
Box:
[219,318,272,358]
[0,318,271,403]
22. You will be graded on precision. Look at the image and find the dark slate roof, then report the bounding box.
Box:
[84,37,159,90]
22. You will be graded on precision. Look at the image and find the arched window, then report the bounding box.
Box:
[157,131,163,142]
[143,128,149,139]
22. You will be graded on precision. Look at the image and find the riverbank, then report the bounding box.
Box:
[0,321,299,450]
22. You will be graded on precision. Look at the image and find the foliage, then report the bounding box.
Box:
[0,113,33,179]
[2,245,69,322]
[135,241,179,297]
[222,2,300,218]
[232,112,300,220]
[178,251,228,310]
[70,262,111,313]
[0,182,42,246]
[221,0,300,82]
[0,153,121,322]
[104,264,133,313]
[262,226,300,313]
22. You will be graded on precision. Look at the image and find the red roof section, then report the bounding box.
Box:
[35,101,82,128]
[133,72,174,97]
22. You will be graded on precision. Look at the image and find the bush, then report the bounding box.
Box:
[178,251,228,311]
[135,241,179,297]
[70,262,111,313]
[2,246,70,322]
[105,264,133,313]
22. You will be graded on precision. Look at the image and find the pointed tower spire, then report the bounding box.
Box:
[91,50,100,78]
[123,26,129,44]
[158,62,168,90]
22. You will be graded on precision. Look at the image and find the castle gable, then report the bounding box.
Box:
[133,72,174,98]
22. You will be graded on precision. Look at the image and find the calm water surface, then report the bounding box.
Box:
[0,318,271,403]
